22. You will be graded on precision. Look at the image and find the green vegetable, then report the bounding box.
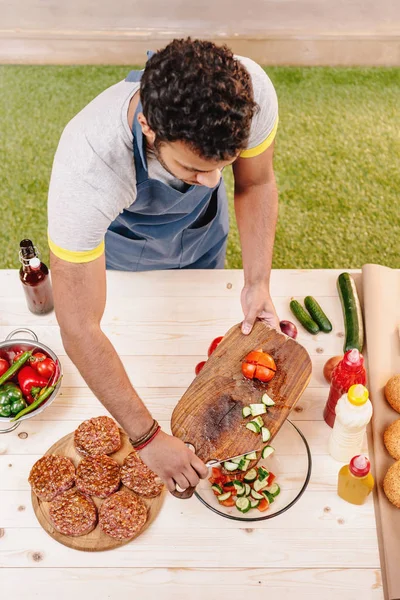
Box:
[246,421,260,434]
[253,478,269,492]
[0,351,33,386]
[211,484,223,495]
[261,393,275,407]
[337,272,364,353]
[253,416,264,428]
[304,296,333,333]
[250,489,264,500]
[245,451,257,460]
[0,383,27,417]
[235,497,251,513]
[262,490,275,503]
[258,466,270,481]
[249,403,267,417]
[266,483,281,497]
[261,427,271,443]
[237,458,250,472]
[218,492,232,502]
[243,468,258,483]
[242,406,251,418]
[12,377,61,421]
[290,299,319,334]
[223,461,240,472]
[261,445,275,459]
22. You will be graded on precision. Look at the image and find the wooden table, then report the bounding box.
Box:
[0,269,383,599]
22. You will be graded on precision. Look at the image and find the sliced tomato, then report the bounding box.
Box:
[254,365,276,383]
[195,361,206,375]
[242,362,256,379]
[208,336,223,357]
[245,351,276,371]
[258,498,270,512]
[212,467,222,479]
[267,472,276,486]
[220,497,236,507]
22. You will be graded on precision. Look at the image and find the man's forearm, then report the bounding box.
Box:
[234,179,278,286]
[62,326,153,439]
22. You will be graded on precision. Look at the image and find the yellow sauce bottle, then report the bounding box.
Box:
[337,455,375,505]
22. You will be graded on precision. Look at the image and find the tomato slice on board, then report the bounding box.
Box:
[244,351,276,371]
[258,498,270,512]
[254,365,276,383]
[241,362,257,379]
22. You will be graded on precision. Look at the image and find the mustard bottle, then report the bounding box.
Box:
[337,455,375,505]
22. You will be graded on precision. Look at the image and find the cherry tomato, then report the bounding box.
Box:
[36,357,56,379]
[220,497,236,507]
[258,498,270,512]
[30,352,48,370]
[0,358,10,377]
[208,336,223,357]
[195,361,206,376]
[242,362,256,379]
[12,350,25,363]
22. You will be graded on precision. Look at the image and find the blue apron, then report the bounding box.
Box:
[105,65,229,272]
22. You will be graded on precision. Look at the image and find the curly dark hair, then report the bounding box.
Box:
[140,38,258,161]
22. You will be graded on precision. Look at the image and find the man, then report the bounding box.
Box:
[48,38,280,493]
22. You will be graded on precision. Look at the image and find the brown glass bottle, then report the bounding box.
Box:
[19,239,54,315]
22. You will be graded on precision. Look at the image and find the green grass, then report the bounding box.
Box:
[0,65,399,269]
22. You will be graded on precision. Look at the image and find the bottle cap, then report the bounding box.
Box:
[29,257,41,270]
[348,384,369,406]
[349,455,370,477]
[343,348,364,369]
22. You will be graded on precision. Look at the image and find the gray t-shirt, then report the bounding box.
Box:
[48,56,278,263]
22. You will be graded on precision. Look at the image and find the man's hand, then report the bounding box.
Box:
[139,431,209,492]
[241,281,279,334]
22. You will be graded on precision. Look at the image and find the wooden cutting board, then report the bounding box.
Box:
[31,430,165,552]
[171,321,312,464]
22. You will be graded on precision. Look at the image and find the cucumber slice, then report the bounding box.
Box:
[233,480,245,494]
[261,427,271,443]
[218,492,232,502]
[250,499,260,509]
[253,416,264,428]
[261,445,275,459]
[238,458,250,472]
[224,461,240,472]
[251,489,264,500]
[236,497,251,513]
[253,478,269,492]
[246,421,260,434]
[261,392,275,407]
[258,466,270,481]
[245,451,258,460]
[242,406,252,418]
[244,483,251,496]
[211,484,223,495]
[290,299,320,335]
[231,457,243,465]
[243,468,258,482]
[262,490,274,503]
[249,403,267,416]
[304,296,332,333]
[267,483,281,497]
[337,272,364,353]
[223,481,235,489]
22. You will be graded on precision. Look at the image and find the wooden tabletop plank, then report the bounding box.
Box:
[0,527,380,568]
[0,567,383,600]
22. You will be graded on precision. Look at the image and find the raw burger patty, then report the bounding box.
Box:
[49,488,97,536]
[74,416,121,456]
[29,455,75,502]
[121,451,163,498]
[99,490,147,540]
[76,455,121,498]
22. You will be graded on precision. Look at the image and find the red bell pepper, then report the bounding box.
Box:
[17,366,48,404]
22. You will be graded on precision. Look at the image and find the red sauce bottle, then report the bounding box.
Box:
[323,349,367,428]
[19,239,54,315]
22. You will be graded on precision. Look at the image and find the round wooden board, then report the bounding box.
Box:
[31,429,165,552]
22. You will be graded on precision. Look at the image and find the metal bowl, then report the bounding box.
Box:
[0,329,63,434]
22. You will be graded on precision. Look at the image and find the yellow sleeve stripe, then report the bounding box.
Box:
[48,235,105,264]
[239,116,279,158]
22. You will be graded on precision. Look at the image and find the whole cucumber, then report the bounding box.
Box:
[290,299,320,334]
[337,273,364,353]
[304,296,333,333]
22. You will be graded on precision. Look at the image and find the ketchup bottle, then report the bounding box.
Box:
[323,349,367,428]
[19,239,54,315]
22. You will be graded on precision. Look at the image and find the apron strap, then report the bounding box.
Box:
[125,51,155,185]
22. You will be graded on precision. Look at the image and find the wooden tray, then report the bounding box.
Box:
[31,429,165,552]
[171,321,312,463]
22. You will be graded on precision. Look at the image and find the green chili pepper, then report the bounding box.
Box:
[12,376,62,421]
[0,351,33,386]
[0,383,27,417]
